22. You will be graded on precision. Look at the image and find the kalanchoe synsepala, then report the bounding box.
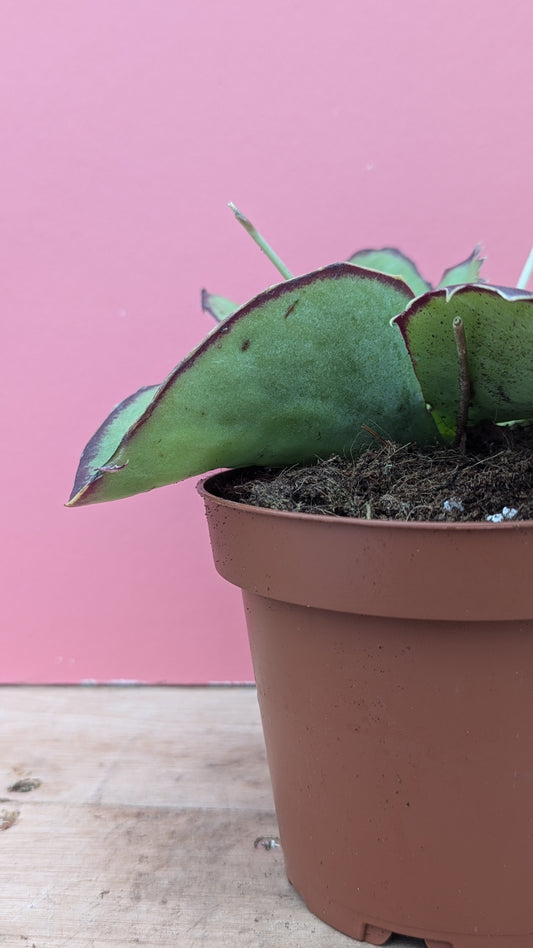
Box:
[67,221,533,507]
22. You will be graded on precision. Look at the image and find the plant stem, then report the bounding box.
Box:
[228,203,294,280]
[517,246,533,290]
[452,316,471,453]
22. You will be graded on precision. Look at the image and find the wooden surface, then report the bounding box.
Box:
[0,686,421,947]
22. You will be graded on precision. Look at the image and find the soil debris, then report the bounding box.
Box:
[8,778,41,793]
[0,808,19,831]
[217,424,533,522]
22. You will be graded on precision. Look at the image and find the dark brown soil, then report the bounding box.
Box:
[217,423,533,521]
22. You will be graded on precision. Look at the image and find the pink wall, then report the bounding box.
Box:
[2,0,533,682]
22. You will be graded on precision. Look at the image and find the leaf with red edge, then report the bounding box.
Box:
[67,264,435,506]
[68,385,160,503]
[393,283,533,439]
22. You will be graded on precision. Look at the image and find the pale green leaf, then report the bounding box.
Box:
[201,290,238,323]
[68,264,435,506]
[347,248,431,297]
[437,246,485,288]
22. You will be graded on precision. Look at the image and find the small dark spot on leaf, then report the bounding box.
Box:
[241,338,251,351]
[283,300,299,319]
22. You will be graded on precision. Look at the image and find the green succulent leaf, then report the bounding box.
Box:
[347,247,431,297]
[437,246,485,288]
[69,385,160,501]
[201,289,238,323]
[68,263,436,506]
[393,284,533,439]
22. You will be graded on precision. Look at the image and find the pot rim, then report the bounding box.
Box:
[197,470,533,532]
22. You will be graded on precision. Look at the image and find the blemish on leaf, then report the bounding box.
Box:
[241,338,251,352]
[283,300,299,319]
[99,462,129,474]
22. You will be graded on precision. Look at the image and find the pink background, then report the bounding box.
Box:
[2,0,532,682]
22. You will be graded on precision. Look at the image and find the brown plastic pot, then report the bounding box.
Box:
[198,469,533,948]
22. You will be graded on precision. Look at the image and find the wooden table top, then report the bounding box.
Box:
[0,686,420,947]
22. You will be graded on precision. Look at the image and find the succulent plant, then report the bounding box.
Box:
[67,209,533,507]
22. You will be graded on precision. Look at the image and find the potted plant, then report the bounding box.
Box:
[68,207,533,948]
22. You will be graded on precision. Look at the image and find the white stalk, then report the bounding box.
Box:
[517,246,533,290]
[228,202,294,280]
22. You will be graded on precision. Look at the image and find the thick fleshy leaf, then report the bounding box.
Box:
[201,289,238,323]
[393,284,533,439]
[69,385,160,501]
[347,247,431,296]
[67,263,436,506]
[437,246,485,288]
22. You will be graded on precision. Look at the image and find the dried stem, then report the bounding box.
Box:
[452,316,471,453]
[361,423,390,445]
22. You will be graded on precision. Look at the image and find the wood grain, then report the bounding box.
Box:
[0,687,420,947]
